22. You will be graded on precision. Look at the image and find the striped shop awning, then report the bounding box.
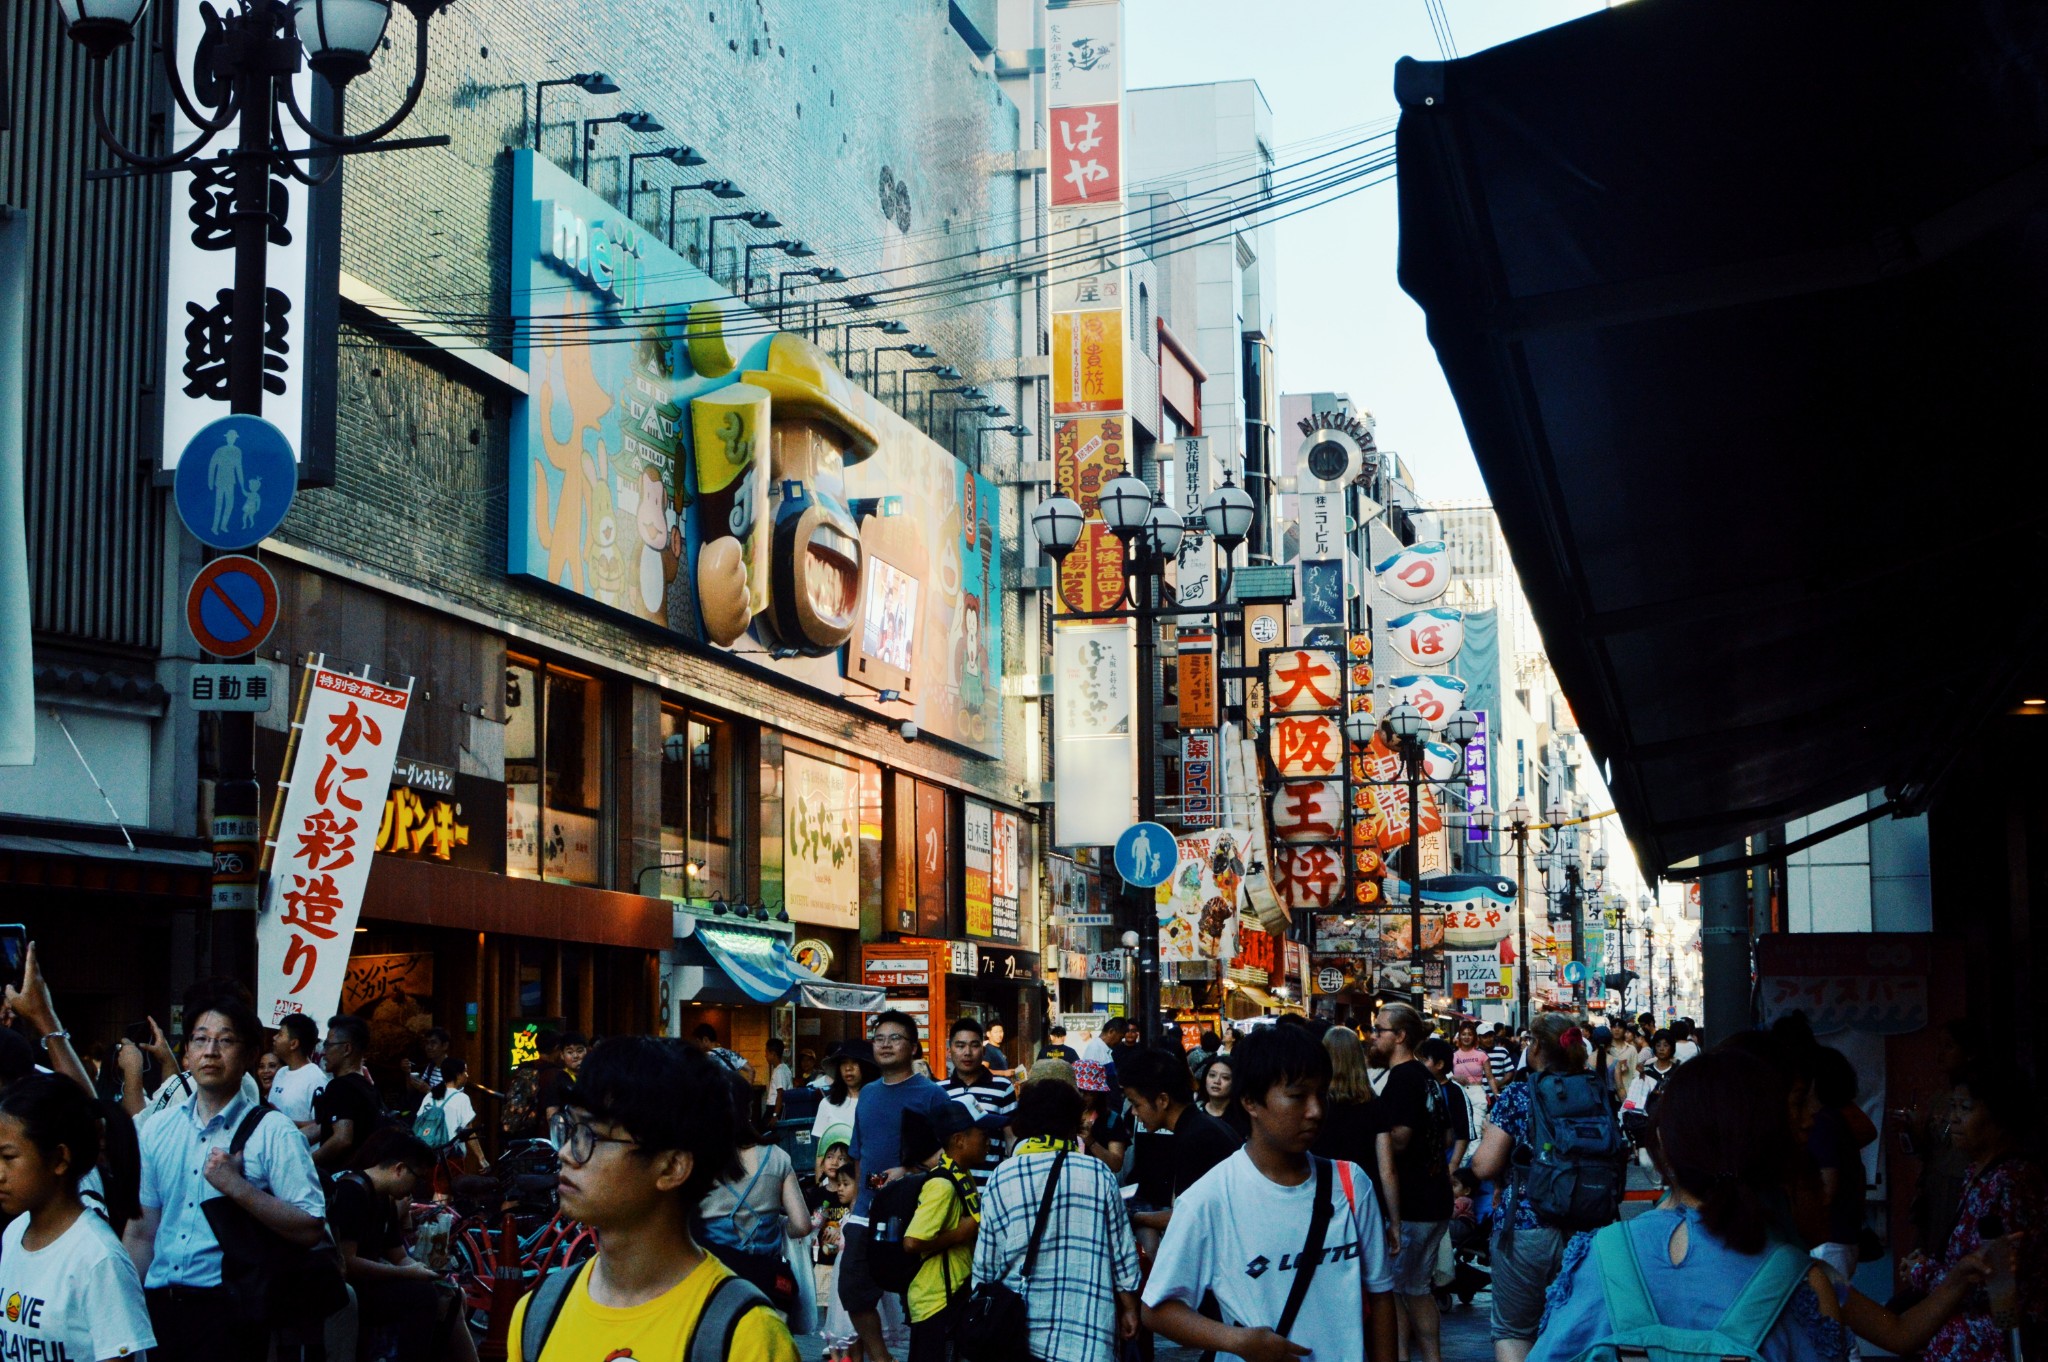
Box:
[690,922,885,1013]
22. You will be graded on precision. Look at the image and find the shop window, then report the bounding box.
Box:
[659,706,738,900]
[505,655,608,886]
[858,759,884,935]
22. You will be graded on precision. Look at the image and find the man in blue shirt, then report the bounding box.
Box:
[123,996,328,1362]
[843,1009,956,1362]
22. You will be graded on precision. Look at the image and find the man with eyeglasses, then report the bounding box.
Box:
[312,1013,387,1171]
[842,1010,959,1362]
[511,1037,798,1362]
[123,997,328,1362]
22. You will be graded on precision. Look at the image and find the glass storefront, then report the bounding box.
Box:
[659,705,738,900]
[506,656,607,886]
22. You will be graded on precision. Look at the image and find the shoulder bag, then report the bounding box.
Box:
[957,1148,1067,1362]
[202,1103,349,1324]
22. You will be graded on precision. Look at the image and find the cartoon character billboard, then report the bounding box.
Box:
[508,153,1001,754]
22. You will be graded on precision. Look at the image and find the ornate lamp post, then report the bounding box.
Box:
[1030,476,1254,1044]
[53,0,453,981]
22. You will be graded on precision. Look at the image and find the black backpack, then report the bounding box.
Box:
[867,1165,968,1295]
[1514,1071,1627,1232]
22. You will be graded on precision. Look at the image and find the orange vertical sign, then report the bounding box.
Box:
[1053,309,1126,414]
[1053,415,1129,615]
[1178,629,1217,729]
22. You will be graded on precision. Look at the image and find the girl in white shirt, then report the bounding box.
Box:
[413,1057,488,1175]
[0,1073,155,1361]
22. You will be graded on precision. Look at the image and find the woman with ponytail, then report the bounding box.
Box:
[0,1073,155,1359]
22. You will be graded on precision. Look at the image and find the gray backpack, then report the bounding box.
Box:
[520,1258,770,1362]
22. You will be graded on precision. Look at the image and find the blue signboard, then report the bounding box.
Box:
[172,415,297,550]
[1300,558,1345,627]
[1114,821,1177,889]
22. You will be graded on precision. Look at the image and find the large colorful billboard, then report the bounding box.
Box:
[508,152,1002,755]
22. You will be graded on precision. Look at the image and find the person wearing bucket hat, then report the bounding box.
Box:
[814,1039,881,1160]
[1074,1062,1131,1174]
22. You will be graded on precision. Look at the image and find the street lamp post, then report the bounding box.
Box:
[841,318,907,382]
[1031,475,1256,1045]
[52,0,452,983]
[776,266,845,330]
[743,238,812,299]
[1504,798,1534,1024]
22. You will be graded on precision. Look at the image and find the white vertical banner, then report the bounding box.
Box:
[161,0,312,469]
[1053,624,1134,848]
[258,660,413,1025]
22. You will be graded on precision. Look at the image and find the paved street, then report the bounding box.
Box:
[793,1296,1500,1362]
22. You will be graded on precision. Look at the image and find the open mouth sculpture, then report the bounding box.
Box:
[764,490,863,656]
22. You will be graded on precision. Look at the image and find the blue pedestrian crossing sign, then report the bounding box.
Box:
[1114,821,1178,889]
[172,414,297,550]
[1564,960,1590,984]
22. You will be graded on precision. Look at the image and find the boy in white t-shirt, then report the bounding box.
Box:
[268,1012,327,1128]
[1143,1025,1398,1362]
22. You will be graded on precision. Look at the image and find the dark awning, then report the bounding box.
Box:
[1395,0,2048,872]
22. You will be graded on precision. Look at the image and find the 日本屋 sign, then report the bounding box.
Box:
[257,660,413,1024]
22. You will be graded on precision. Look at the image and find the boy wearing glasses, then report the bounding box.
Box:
[842,1010,959,1362]
[510,1036,798,1362]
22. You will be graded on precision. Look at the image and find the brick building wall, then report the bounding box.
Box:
[273,0,1034,805]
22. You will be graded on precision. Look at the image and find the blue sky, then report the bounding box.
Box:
[1124,0,1604,502]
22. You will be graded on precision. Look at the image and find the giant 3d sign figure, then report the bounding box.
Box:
[508,153,1001,753]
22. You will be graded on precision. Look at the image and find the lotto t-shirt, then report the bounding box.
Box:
[0,1208,155,1360]
[1144,1150,1393,1362]
[510,1253,798,1362]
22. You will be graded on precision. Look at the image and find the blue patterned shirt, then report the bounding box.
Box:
[972,1150,1139,1362]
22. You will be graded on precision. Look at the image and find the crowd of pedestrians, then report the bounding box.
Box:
[783,1005,2041,1362]
[0,935,2033,1362]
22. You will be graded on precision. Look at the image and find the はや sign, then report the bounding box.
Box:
[257,659,413,1024]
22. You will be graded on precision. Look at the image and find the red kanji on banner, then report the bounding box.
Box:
[1268,649,1341,713]
[1269,781,1343,843]
[279,872,345,940]
[1274,845,1344,910]
[295,808,358,872]
[1270,716,1341,777]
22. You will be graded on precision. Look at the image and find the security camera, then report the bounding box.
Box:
[899,720,919,743]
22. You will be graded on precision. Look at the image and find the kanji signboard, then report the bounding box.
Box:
[257,660,412,1024]
[1373,540,1451,604]
[1050,103,1122,205]
[1053,309,1125,413]
[187,663,273,713]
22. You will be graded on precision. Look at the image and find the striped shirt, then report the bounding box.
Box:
[1488,1043,1516,1085]
[942,1070,1016,1186]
